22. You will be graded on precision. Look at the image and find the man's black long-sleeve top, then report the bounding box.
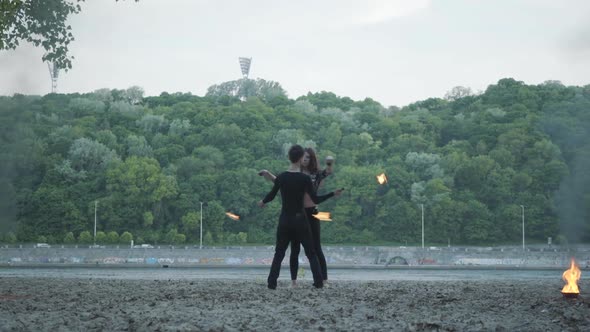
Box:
[262,171,334,215]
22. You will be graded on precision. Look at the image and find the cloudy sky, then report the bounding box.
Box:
[1,0,589,106]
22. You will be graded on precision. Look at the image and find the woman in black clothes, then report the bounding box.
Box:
[257,145,342,289]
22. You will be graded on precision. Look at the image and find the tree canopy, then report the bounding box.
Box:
[1,79,589,245]
[0,0,136,69]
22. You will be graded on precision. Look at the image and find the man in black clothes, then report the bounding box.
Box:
[257,144,343,289]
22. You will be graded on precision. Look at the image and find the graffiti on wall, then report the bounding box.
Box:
[418,258,438,265]
[454,258,525,265]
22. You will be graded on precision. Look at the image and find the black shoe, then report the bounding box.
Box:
[268,284,276,290]
[313,282,323,289]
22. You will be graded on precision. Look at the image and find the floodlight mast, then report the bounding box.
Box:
[47,61,59,93]
[238,57,252,78]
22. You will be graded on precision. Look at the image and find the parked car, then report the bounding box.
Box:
[133,244,154,249]
[35,243,51,248]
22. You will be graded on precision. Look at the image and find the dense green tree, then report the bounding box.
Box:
[181,212,199,233]
[104,156,177,230]
[206,79,287,102]
[95,231,106,244]
[120,231,133,244]
[106,231,119,244]
[1,79,589,245]
[1,0,137,69]
[164,228,186,244]
[78,231,92,244]
[63,231,75,244]
[5,232,17,244]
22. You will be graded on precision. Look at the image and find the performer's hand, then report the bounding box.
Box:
[325,156,334,174]
[257,200,266,208]
[334,188,345,197]
[325,156,334,166]
[258,169,269,176]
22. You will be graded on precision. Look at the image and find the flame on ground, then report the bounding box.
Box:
[561,258,581,294]
[313,211,332,221]
[225,212,240,221]
[376,173,388,185]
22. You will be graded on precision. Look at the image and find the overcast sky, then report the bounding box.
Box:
[1,0,589,107]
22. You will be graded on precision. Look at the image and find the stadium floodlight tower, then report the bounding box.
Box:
[47,61,59,93]
[238,57,252,78]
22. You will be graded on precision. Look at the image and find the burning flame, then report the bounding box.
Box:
[376,173,388,185]
[313,212,332,221]
[561,258,581,294]
[225,212,240,221]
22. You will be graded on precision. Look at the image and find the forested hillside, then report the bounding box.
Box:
[1,78,588,246]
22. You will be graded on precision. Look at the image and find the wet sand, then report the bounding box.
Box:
[0,277,588,331]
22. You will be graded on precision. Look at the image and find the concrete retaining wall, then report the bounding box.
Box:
[2,246,590,268]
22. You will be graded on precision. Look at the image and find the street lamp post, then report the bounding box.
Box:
[421,203,425,249]
[94,200,97,245]
[520,205,525,251]
[200,202,203,249]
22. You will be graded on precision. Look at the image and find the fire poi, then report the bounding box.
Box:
[225,212,240,221]
[376,173,388,185]
[561,258,581,298]
[313,211,332,221]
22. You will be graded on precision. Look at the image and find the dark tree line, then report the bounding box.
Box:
[0,78,589,246]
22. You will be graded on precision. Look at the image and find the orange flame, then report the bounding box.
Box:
[561,258,581,294]
[376,173,388,185]
[225,212,240,221]
[313,211,332,221]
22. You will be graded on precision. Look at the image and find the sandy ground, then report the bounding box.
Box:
[0,277,588,331]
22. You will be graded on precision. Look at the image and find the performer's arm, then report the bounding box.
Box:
[259,175,281,206]
[317,169,330,189]
[258,170,277,183]
[305,177,342,204]
[317,157,334,189]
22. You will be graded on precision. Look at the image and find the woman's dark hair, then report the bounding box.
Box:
[288,144,305,163]
[304,147,319,174]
